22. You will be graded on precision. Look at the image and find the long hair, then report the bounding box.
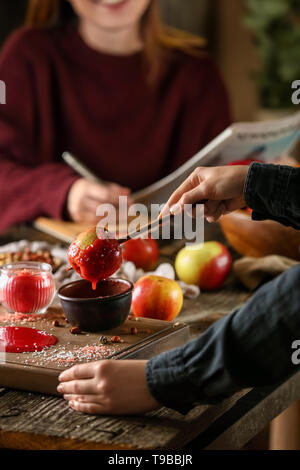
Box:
[26,0,206,84]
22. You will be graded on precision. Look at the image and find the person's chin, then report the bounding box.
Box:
[87,0,138,29]
[89,19,137,33]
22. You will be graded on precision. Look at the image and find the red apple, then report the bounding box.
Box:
[122,237,159,270]
[175,241,231,290]
[226,158,263,166]
[131,275,183,321]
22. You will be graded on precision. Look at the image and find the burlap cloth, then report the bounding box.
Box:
[233,255,299,291]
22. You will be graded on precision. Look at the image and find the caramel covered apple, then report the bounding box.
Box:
[67,227,122,289]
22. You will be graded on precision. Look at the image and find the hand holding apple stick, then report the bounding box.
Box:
[160,165,250,223]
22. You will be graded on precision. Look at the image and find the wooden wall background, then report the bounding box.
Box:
[217,0,259,122]
[160,0,260,122]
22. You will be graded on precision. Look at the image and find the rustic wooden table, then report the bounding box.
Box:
[0,224,299,450]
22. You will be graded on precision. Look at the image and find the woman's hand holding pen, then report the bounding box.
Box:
[160,165,250,223]
[67,178,132,224]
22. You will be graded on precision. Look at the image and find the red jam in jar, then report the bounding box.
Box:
[0,262,56,314]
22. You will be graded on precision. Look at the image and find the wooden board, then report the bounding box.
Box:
[34,214,150,244]
[0,308,189,396]
[34,218,91,243]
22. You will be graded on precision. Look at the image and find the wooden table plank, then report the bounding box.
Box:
[203,372,300,450]
[0,386,249,450]
[1,373,299,450]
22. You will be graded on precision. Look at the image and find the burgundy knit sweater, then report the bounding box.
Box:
[0,25,231,232]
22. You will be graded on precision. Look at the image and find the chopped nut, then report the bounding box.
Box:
[52,320,60,327]
[111,335,121,343]
[0,249,62,271]
[70,326,82,335]
[130,327,138,335]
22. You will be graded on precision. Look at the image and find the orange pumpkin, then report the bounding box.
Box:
[219,210,300,260]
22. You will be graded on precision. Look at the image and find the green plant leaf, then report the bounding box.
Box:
[242,0,300,109]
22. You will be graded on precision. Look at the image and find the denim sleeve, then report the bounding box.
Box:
[244,162,300,230]
[146,264,300,414]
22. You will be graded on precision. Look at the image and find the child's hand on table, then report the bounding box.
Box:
[57,360,160,415]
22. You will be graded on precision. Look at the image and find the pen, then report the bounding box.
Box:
[62,151,106,185]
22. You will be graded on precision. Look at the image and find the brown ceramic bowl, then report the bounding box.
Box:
[58,278,133,332]
[219,209,300,260]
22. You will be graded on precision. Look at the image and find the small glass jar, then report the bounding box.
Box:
[0,262,56,314]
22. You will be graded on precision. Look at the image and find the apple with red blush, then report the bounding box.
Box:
[175,241,232,290]
[131,275,183,321]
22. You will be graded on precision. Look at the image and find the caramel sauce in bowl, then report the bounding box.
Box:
[58,278,133,332]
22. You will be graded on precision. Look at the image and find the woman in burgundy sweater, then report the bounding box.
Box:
[0,0,231,232]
